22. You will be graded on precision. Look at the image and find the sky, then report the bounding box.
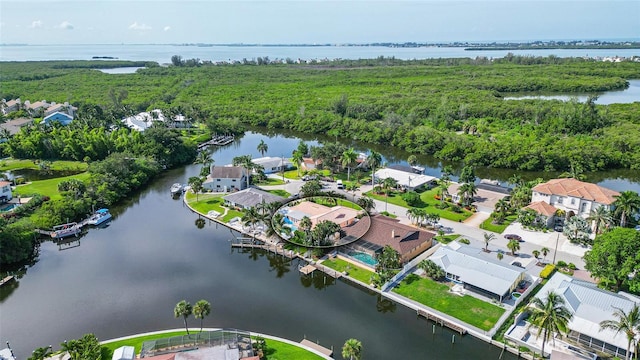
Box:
[0,0,638,45]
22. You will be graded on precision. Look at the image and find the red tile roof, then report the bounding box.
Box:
[525,201,558,217]
[362,215,434,257]
[532,178,619,205]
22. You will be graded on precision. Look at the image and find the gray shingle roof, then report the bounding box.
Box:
[210,166,245,179]
[223,188,284,208]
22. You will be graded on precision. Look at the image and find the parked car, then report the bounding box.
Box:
[554,225,564,232]
[504,234,524,242]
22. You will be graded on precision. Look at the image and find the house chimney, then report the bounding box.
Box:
[391,230,395,238]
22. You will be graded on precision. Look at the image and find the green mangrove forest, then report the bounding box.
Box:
[2,56,640,173]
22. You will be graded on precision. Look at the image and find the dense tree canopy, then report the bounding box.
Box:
[583,228,640,293]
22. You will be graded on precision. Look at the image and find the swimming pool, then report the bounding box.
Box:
[0,203,18,212]
[347,251,378,266]
[283,217,298,231]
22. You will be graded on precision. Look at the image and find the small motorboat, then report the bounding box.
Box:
[51,222,81,239]
[170,183,183,196]
[86,208,112,226]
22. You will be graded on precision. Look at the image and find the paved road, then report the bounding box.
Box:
[261,177,588,271]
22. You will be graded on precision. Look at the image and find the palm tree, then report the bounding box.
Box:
[437,178,450,206]
[406,208,420,225]
[527,291,573,357]
[188,176,204,201]
[242,207,263,240]
[291,150,304,177]
[614,191,640,228]
[541,247,550,263]
[494,198,510,223]
[458,181,477,207]
[341,147,358,182]
[257,139,268,156]
[299,216,313,245]
[367,150,382,186]
[599,304,640,360]
[341,338,362,360]
[587,206,614,235]
[193,299,211,333]
[174,300,193,335]
[497,252,504,261]
[382,177,398,213]
[356,197,375,214]
[532,250,541,262]
[507,239,520,256]
[233,155,254,189]
[483,232,496,252]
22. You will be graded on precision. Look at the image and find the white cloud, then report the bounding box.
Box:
[163,26,171,32]
[129,21,152,31]
[57,21,74,30]
[30,20,43,28]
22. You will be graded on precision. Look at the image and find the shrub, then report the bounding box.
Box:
[540,264,556,279]
[458,238,470,245]
[557,260,568,268]
[401,191,422,207]
[568,263,577,270]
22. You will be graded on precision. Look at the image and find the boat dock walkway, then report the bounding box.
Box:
[0,275,15,287]
[197,134,235,150]
[417,309,467,335]
[299,339,333,357]
[231,241,297,259]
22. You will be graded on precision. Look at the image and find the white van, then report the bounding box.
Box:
[336,180,344,189]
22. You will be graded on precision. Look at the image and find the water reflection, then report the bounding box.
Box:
[376,294,397,314]
[299,271,336,290]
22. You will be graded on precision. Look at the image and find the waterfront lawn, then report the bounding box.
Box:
[283,169,301,180]
[184,192,243,222]
[365,188,472,222]
[254,177,286,185]
[0,159,88,172]
[266,189,290,197]
[322,257,375,284]
[480,214,517,234]
[393,274,505,331]
[101,331,324,360]
[13,172,91,200]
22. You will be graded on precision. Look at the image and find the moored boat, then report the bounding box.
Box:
[170,183,183,196]
[51,222,80,239]
[86,208,112,226]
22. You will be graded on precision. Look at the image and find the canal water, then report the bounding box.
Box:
[1,129,638,358]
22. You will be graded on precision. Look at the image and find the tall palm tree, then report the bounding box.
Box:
[242,207,263,240]
[356,197,375,214]
[174,300,193,335]
[299,216,313,245]
[341,338,362,360]
[527,291,573,357]
[483,232,496,252]
[257,139,268,157]
[367,150,382,186]
[494,198,510,222]
[541,247,550,263]
[406,208,420,225]
[382,177,398,213]
[437,178,450,206]
[587,206,614,235]
[193,299,212,333]
[188,176,204,201]
[600,305,640,360]
[341,147,358,182]
[507,239,520,256]
[291,150,304,177]
[233,155,254,189]
[194,149,214,176]
[614,191,640,228]
[458,182,477,207]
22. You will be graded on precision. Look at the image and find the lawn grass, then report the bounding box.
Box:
[255,177,286,185]
[266,189,290,197]
[0,159,87,172]
[283,169,301,180]
[393,274,505,331]
[13,172,91,200]
[100,330,324,360]
[480,214,518,233]
[308,197,362,210]
[365,187,472,222]
[433,234,461,244]
[184,192,243,222]
[322,257,375,284]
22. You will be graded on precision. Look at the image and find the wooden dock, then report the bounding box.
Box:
[417,309,467,335]
[299,264,316,275]
[197,134,235,150]
[300,339,333,357]
[0,275,15,287]
[231,242,296,259]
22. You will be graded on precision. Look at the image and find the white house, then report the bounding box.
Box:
[1,99,21,114]
[202,166,247,192]
[374,167,437,191]
[507,273,639,359]
[429,242,526,301]
[252,156,293,174]
[0,181,12,203]
[529,178,619,221]
[43,102,77,118]
[121,109,166,132]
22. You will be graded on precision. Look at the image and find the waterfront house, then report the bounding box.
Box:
[203,166,247,192]
[223,188,285,209]
[24,100,50,115]
[251,156,293,174]
[428,242,526,301]
[448,180,511,213]
[0,181,12,203]
[528,178,619,228]
[506,273,639,359]
[1,99,21,114]
[43,102,77,118]
[284,201,360,229]
[42,112,74,126]
[374,167,437,191]
[355,215,434,264]
[0,118,33,138]
[300,157,320,171]
[121,109,165,132]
